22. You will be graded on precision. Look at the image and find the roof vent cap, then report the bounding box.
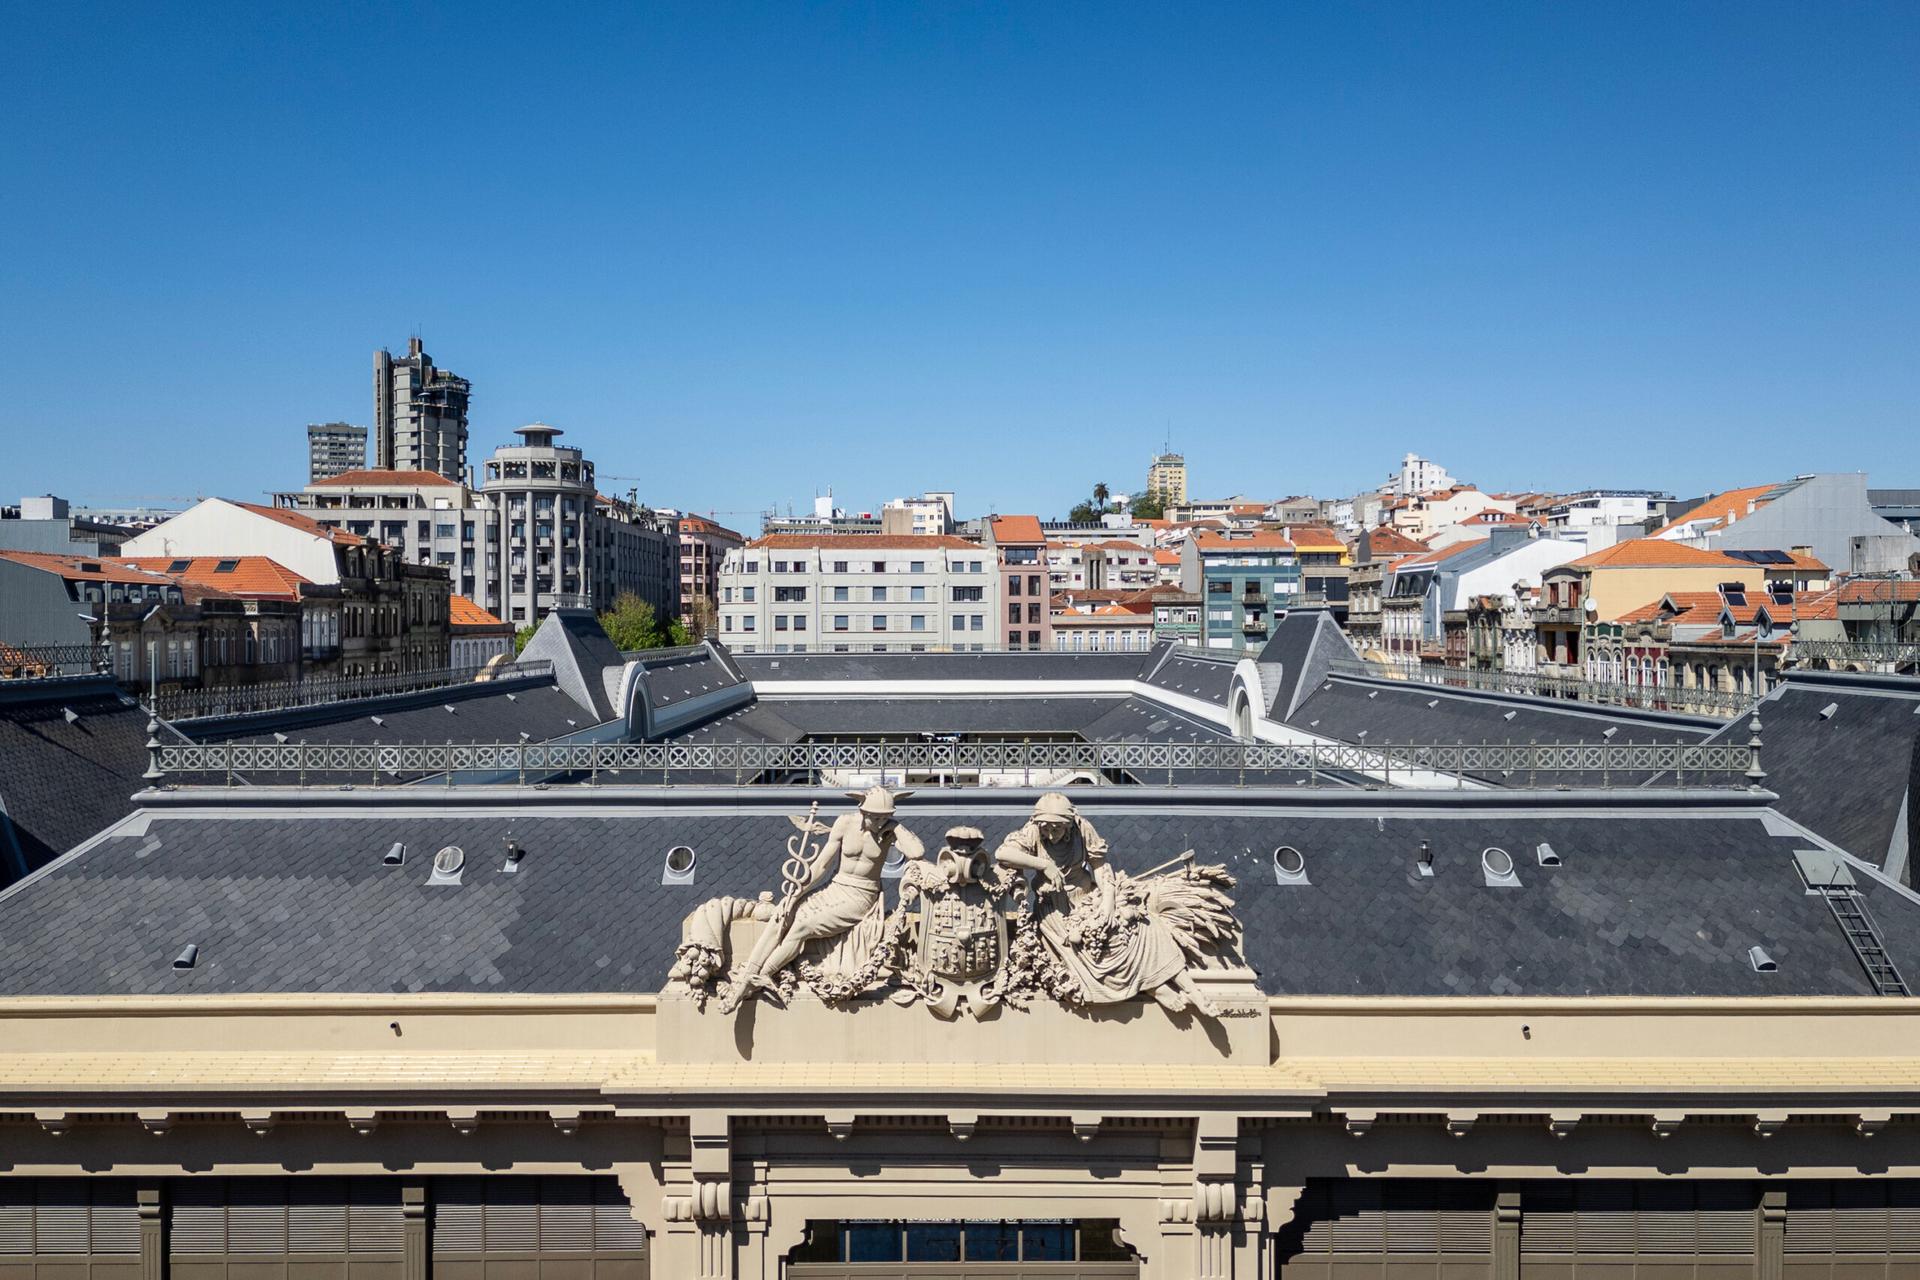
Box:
[663,845,697,885]
[1819,702,1839,721]
[1601,726,1619,739]
[427,845,465,885]
[172,944,199,970]
[1502,710,1517,722]
[1273,846,1308,884]
[1748,945,1777,973]
[1416,840,1434,877]
[62,707,80,725]
[383,842,406,866]
[1535,842,1562,867]
[1481,846,1520,887]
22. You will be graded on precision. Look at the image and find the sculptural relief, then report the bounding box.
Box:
[667,789,1246,1021]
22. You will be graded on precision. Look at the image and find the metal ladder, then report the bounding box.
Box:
[1819,885,1911,996]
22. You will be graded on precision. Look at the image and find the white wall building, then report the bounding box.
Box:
[717,535,1001,653]
[1546,490,1672,551]
[1382,452,1458,498]
[881,491,956,536]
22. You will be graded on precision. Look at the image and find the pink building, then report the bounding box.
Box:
[985,515,1051,650]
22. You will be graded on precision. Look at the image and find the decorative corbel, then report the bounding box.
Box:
[446,1108,481,1135]
[1444,1111,1478,1139]
[35,1110,73,1136]
[137,1110,172,1136]
[948,1113,979,1141]
[688,1111,733,1222]
[1190,1114,1240,1223]
[1344,1110,1376,1138]
[550,1108,584,1135]
[823,1110,856,1141]
[345,1108,381,1136]
[1753,1110,1789,1138]
[1547,1112,1581,1138]
[1070,1113,1102,1142]
[1650,1111,1686,1138]
[240,1110,276,1136]
[1855,1111,1893,1138]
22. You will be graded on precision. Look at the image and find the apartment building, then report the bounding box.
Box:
[372,338,470,481]
[983,516,1051,650]
[1178,530,1300,649]
[305,422,367,483]
[676,514,744,634]
[1046,539,1159,594]
[716,534,998,653]
[880,491,955,536]
[1145,450,1187,505]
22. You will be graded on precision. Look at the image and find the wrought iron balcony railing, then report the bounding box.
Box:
[144,736,1759,791]
[1328,657,1757,718]
[146,659,555,722]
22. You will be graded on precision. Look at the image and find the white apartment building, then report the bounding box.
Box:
[1382,452,1458,498]
[717,535,1001,653]
[1546,489,1673,551]
[880,491,955,536]
[1046,540,1161,593]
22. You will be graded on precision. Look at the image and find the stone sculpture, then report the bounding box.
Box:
[667,788,1244,1020]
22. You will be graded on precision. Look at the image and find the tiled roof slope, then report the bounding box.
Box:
[0,801,1895,997]
[1702,673,1920,872]
[0,680,153,885]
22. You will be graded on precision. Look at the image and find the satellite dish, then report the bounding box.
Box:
[1908,551,1920,577]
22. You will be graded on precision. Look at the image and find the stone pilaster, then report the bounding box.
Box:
[402,1183,427,1280]
[1758,1186,1786,1280]
[1492,1187,1520,1280]
[137,1185,163,1280]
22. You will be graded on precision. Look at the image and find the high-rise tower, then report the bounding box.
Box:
[372,338,470,481]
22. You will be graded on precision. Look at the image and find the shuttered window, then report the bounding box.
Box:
[0,1180,140,1258]
[1285,1180,1494,1276]
[169,1178,404,1280]
[1521,1181,1758,1261]
[1785,1179,1920,1270]
[433,1177,646,1261]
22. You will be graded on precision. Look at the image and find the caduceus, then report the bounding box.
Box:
[719,802,830,1012]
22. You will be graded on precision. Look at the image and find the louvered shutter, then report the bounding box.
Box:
[0,1185,32,1257]
[1635,1182,1696,1254]
[288,1178,349,1255]
[485,1180,539,1253]
[227,1180,288,1257]
[1695,1183,1758,1254]
[170,1181,229,1254]
[33,1182,91,1256]
[538,1180,594,1253]
[590,1181,646,1253]
[432,1179,486,1256]
[1520,1183,1577,1255]
[1326,1181,1384,1253]
[1383,1181,1439,1253]
[1578,1181,1637,1254]
[349,1181,405,1255]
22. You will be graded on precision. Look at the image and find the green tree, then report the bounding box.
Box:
[1130,493,1166,520]
[512,624,537,656]
[598,592,664,651]
[1067,501,1098,524]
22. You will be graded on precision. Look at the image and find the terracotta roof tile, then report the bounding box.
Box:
[0,550,181,586]
[988,515,1047,544]
[1568,538,1752,569]
[121,556,310,600]
[232,501,369,546]
[309,468,459,488]
[1193,531,1295,552]
[1649,483,1782,537]
[449,595,507,628]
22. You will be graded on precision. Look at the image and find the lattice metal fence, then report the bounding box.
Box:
[1786,639,1920,671]
[0,643,104,679]
[146,659,555,721]
[1328,658,1755,718]
[147,736,1759,789]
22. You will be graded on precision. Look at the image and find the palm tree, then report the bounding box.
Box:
[1092,482,1110,513]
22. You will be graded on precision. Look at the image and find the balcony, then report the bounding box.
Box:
[1533,604,1583,626]
[1240,615,1268,634]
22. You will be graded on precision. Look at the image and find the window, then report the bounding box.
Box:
[832,586,849,601]
[909,585,926,602]
[1009,604,1022,624]
[872,560,886,573]
[909,560,925,573]
[1009,576,1022,597]
[833,615,849,631]
[1027,603,1041,624]
[742,586,756,602]
[972,614,984,630]
[952,586,983,602]
[833,560,848,573]
[723,616,733,631]
[742,617,756,632]
[1027,630,1041,646]
[744,561,758,573]
[969,560,983,573]
[774,586,807,602]
[872,615,888,631]
[871,586,887,602]
[793,615,807,631]
[910,615,927,631]
[775,616,789,631]
[1027,574,1041,595]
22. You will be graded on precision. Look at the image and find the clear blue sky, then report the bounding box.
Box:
[3,2,1915,521]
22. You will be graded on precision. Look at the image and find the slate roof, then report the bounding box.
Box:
[639,648,743,711]
[731,649,1153,683]
[1142,650,1238,706]
[182,679,598,749]
[1255,611,1354,720]
[1284,677,1716,786]
[0,679,153,885]
[1701,672,1920,870]
[680,696,1129,738]
[0,795,1900,997]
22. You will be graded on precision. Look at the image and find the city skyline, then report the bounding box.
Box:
[4,2,1915,514]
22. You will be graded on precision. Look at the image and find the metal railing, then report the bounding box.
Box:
[146,737,1759,790]
[146,659,555,722]
[1330,658,1755,718]
[0,644,105,679]
[617,643,717,663]
[1785,639,1920,671]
